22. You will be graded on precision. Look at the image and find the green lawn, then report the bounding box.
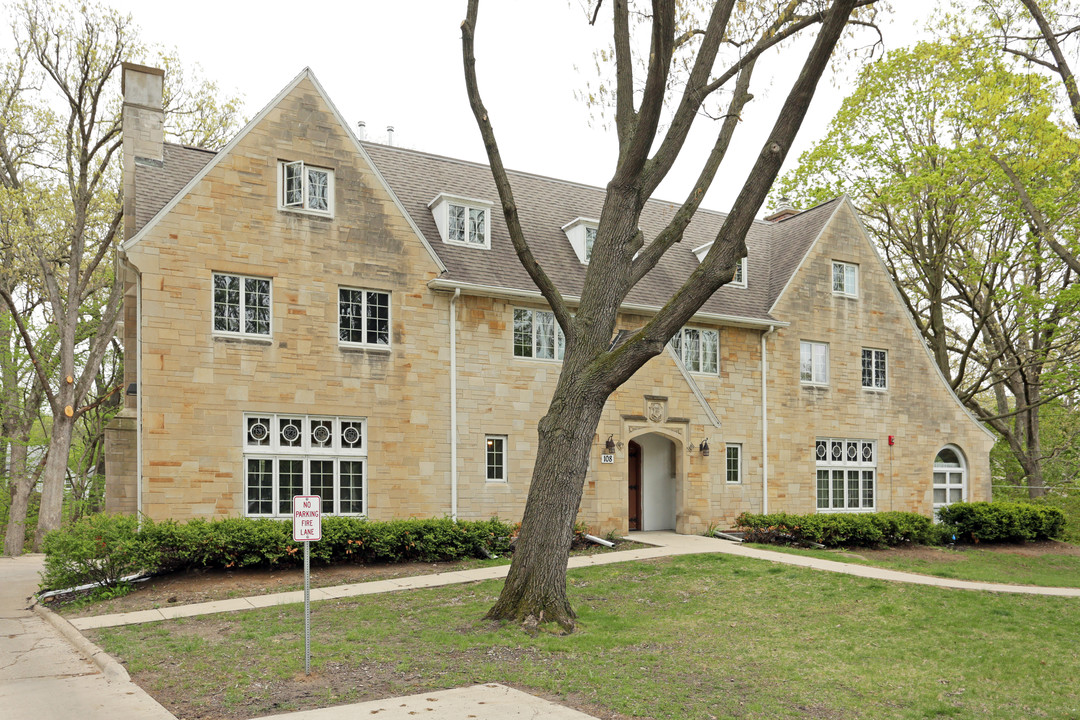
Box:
[91,553,1080,720]
[747,543,1080,588]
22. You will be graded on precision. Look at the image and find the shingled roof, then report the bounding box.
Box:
[132,139,841,326]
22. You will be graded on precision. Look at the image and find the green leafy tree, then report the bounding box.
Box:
[0,0,243,553]
[462,0,881,630]
[778,39,1080,497]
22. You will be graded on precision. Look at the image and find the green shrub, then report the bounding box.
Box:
[936,502,1066,543]
[734,511,933,548]
[40,514,159,591]
[40,514,515,591]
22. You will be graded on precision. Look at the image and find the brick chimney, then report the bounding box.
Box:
[121,62,164,241]
[764,196,800,223]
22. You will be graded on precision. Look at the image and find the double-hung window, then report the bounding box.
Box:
[815,438,876,511]
[339,288,390,347]
[832,261,858,298]
[513,308,565,360]
[672,327,719,374]
[486,435,507,482]
[725,443,742,484]
[213,273,271,338]
[280,161,333,215]
[861,348,887,390]
[800,341,829,385]
[244,414,366,517]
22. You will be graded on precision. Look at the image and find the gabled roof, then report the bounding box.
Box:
[127,70,839,327]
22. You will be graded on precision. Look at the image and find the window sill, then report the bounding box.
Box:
[513,356,563,364]
[442,238,491,250]
[832,292,858,299]
[816,507,876,514]
[279,206,333,220]
[339,343,392,355]
[214,334,273,346]
[485,479,508,484]
[862,387,888,393]
[801,382,829,389]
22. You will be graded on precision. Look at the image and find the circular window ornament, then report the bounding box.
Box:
[282,424,301,443]
[249,422,268,442]
[312,425,331,444]
[342,426,361,445]
[815,442,827,460]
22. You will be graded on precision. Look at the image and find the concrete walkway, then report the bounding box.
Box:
[7,533,1080,720]
[0,555,174,720]
[69,531,1080,632]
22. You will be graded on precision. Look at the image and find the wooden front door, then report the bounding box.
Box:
[628,440,642,531]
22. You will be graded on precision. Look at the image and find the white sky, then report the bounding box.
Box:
[106,1,934,214]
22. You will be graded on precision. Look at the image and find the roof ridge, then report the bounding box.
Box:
[163,140,218,155]
[362,140,788,226]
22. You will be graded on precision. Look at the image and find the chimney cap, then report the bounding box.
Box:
[764,196,800,222]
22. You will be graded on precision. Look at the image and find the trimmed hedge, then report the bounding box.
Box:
[936,502,1066,543]
[40,514,514,591]
[734,511,932,548]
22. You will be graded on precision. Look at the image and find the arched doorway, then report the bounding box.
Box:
[628,432,677,531]
[933,446,966,512]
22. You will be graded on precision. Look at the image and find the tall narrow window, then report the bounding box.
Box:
[513,308,565,360]
[800,341,829,385]
[832,261,858,297]
[861,348,887,390]
[584,226,597,263]
[280,161,333,215]
[725,443,742,484]
[213,273,271,338]
[731,257,747,287]
[671,327,719,374]
[339,288,391,347]
[486,435,507,482]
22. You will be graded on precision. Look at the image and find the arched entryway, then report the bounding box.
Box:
[933,445,967,513]
[628,432,677,531]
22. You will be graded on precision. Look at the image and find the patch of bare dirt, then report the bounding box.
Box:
[52,540,650,618]
[846,539,1080,562]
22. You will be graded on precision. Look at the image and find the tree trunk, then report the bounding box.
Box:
[34,412,75,550]
[486,385,607,631]
[3,442,34,556]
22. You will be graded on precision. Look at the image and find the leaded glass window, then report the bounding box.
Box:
[280,161,333,215]
[672,327,719,374]
[446,203,488,246]
[862,348,887,389]
[832,261,858,297]
[339,288,390,346]
[815,437,876,512]
[213,273,271,338]
[512,308,565,360]
[585,226,597,262]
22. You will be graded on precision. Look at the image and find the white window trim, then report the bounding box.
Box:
[800,340,829,386]
[278,160,334,217]
[428,192,493,249]
[933,444,967,513]
[672,327,720,375]
[725,443,742,484]
[338,287,392,350]
[861,348,888,391]
[243,413,367,518]
[832,261,858,298]
[486,435,508,483]
[212,272,273,340]
[561,217,600,265]
[513,307,565,362]
[815,438,876,513]
[730,257,748,288]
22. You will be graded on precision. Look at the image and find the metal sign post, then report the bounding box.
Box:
[292,495,321,675]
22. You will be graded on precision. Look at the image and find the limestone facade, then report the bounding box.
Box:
[105,68,994,535]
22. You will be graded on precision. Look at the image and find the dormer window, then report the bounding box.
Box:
[428,193,493,249]
[279,161,333,216]
[562,217,600,264]
[731,257,747,287]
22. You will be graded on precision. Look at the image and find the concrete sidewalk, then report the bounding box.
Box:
[68,531,1080,632]
[0,555,174,720]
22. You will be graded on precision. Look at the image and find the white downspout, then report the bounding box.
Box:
[450,289,460,520]
[136,271,143,521]
[761,325,776,515]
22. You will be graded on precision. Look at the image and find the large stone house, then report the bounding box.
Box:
[104,64,995,535]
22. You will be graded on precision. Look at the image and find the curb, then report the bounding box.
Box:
[32,601,131,683]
